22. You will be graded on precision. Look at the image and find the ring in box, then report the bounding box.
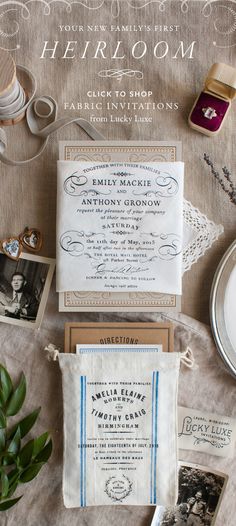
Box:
[188,63,236,136]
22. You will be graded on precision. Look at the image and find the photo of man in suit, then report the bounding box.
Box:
[1,272,39,320]
[186,491,206,525]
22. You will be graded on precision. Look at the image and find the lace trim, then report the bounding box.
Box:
[183,199,224,273]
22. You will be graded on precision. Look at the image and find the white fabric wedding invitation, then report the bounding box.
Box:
[57,161,184,294]
[58,350,180,507]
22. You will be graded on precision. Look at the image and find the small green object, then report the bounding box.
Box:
[0,408,6,429]
[32,432,49,458]
[0,367,13,404]
[0,364,52,511]
[19,462,45,483]
[6,373,26,417]
[1,471,9,498]
[8,407,41,440]
[0,497,22,511]
[7,427,21,457]
[18,439,34,468]
[34,438,53,463]
[0,429,5,451]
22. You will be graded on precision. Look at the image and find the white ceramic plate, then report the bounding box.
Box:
[210,240,236,378]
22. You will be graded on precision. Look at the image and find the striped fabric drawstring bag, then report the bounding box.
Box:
[58,348,188,508]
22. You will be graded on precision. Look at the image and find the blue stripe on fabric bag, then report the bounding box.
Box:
[150,371,159,504]
[80,376,87,507]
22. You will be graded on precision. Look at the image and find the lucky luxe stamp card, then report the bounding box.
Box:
[178,406,236,458]
[57,161,184,294]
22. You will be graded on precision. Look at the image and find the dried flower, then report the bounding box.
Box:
[203,154,236,205]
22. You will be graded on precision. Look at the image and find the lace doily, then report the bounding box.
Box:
[182,199,224,273]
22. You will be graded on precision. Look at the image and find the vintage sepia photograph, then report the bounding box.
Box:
[152,462,228,526]
[0,252,55,329]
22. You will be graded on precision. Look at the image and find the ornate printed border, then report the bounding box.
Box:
[64,145,177,162]
[63,290,177,308]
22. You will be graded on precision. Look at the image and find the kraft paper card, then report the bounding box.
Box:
[57,161,184,295]
[64,321,174,354]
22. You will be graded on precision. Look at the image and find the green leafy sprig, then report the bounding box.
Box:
[0,364,52,511]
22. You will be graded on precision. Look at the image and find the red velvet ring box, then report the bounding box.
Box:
[189,63,236,136]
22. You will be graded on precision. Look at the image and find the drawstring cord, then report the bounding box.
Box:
[44,342,197,369]
[44,343,60,361]
[180,346,197,369]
